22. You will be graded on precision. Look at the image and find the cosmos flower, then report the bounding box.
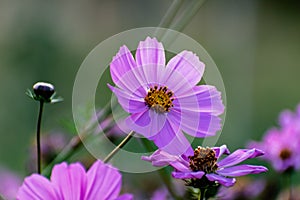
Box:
[142,144,267,188]
[0,167,22,200]
[109,37,224,155]
[249,127,300,172]
[249,104,300,172]
[17,160,133,200]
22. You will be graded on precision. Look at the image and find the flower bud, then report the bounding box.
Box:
[33,82,55,101]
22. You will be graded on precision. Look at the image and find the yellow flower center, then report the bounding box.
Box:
[189,146,218,173]
[144,85,174,113]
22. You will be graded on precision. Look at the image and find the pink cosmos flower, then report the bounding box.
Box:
[249,104,300,172]
[17,160,133,200]
[0,167,22,200]
[109,37,224,155]
[142,145,267,187]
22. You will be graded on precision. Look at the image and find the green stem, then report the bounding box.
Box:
[36,100,44,174]
[154,0,184,39]
[199,188,206,200]
[103,131,135,163]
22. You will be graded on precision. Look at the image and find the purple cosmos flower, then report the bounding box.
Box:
[109,37,224,155]
[142,144,267,188]
[0,167,22,200]
[249,104,300,172]
[249,127,300,172]
[17,160,133,200]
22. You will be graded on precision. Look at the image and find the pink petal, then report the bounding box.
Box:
[149,118,193,156]
[85,160,121,200]
[17,174,57,200]
[217,165,268,177]
[172,171,205,179]
[126,109,167,138]
[205,173,236,187]
[164,50,204,91]
[135,37,165,68]
[110,45,146,97]
[108,84,147,114]
[218,149,265,168]
[212,145,230,159]
[51,162,87,200]
[141,150,190,172]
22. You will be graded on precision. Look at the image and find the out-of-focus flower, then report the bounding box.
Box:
[109,37,224,155]
[249,105,300,172]
[142,144,267,188]
[0,167,22,200]
[27,132,69,173]
[278,104,300,130]
[17,160,133,200]
[216,177,266,200]
[276,186,300,200]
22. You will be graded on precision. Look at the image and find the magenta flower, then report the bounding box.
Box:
[249,104,300,172]
[17,160,133,200]
[109,37,224,155]
[142,145,267,187]
[0,167,22,200]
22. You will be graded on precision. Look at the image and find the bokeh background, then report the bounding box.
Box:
[0,0,300,190]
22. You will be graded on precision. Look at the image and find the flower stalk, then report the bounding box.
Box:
[36,100,44,174]
[103,130,135,163]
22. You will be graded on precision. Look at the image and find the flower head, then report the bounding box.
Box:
[0,167,22,200]
[109,37,224,155]
[142,144,267,188]
[249,104,300,172]
[17,160,133,200]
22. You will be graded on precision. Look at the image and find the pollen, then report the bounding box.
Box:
[189,146,218,173]
[144,85,174,113]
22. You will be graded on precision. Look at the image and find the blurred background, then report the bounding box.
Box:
[0,0,300,196]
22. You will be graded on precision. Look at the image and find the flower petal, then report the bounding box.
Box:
[108,84,147,114]
[85,160,121,200]
[51,162,87,200]
[164,50,204,88]
[135,37,165,69]
[172,171,205,179]
[116,194,134,200]
[17,174,57,200]
[110,45,146,97]
[217,165,268,177]
[213,145,230,159]
[206,173,236,187]
[126,109,167,138]
[218,149,265,168]
[141,150,190,172]
[149,118,194,156]
[169,85,224,138]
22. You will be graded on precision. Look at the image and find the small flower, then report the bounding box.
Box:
[0,167,22,200]
[109,37,224,155]
[17,160,133,200]
[142,145,267,188]
[249,104,300,172]
[26,82,63,103]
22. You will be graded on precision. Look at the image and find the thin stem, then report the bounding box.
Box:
[36,100,44,174]
[199,188,206,200]
[103,130,135,163]
[288,172,293,200]
[154,0,184,40]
